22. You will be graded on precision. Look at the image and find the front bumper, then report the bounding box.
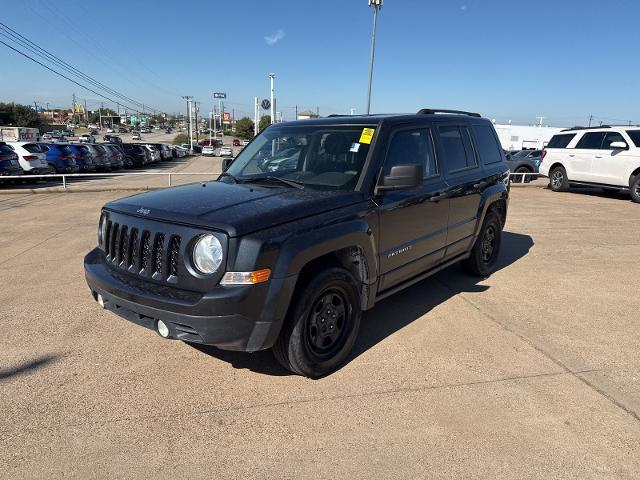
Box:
[84,248,297,351]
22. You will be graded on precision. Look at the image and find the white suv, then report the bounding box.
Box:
[539,127,640,203]
[6,141,51,175]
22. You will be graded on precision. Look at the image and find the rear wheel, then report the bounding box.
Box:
[549,165,569,192]
[515,166,533,183]
[273,268,361,378]
[462,211,502,277]
[631,175,640,203]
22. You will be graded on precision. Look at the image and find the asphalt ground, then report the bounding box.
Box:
[1,176,639,479]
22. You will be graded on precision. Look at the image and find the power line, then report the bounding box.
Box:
[0,38,144,114]
[0,22,154,112]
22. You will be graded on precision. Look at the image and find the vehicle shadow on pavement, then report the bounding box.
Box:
[0,354,60,381]
[349,231,534,363]
[189,231,534,377]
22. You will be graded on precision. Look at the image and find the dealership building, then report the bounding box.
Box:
[493,123,565,150]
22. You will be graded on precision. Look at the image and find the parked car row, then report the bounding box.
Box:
[0,141,190,182]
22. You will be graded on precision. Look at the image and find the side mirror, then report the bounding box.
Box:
[221,157,234,171]
[375,164,423,195]
[610,141,628,150]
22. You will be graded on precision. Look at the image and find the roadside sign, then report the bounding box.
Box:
[213,92,227,99]
[261,99,271,110]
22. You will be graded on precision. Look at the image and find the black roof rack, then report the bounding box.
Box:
[561,125,611,132]
[417,108,481,117]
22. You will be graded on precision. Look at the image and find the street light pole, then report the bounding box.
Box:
[269,73,275,124]
[366,0,382,115]
[182,95,193,153]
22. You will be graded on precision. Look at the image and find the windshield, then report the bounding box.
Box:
[225,124,375,190]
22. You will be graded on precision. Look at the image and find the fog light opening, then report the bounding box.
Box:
[156,320,170,338]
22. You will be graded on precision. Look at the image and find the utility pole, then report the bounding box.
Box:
[269,73,275,124]
[588,114,593,127]
[84,99,88,125]
[536,116,546,127]
[182,96,193,152]
[254,96,259,136]
[221,101,225,135]
[72,93,76,125]
[209,111,213,144]
[295,104,298,120]
[99,102,103,130]
[366,0,383,115]
[194,101,200,141]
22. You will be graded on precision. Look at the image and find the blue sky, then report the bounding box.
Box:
[1,0,639,126]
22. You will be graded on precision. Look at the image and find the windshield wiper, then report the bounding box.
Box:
[243,176,305,190]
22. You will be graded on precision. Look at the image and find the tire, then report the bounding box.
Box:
[515,166,532,183]
[631,175,640,203]
[549,165,569,192]
[462,211,502,277]
[273,267,361,378]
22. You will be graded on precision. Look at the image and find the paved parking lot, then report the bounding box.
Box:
[1,179,639,478]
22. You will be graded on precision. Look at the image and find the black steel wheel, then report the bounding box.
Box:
[273,268,361,378]
[462,210,503,277]
[304,287,351,360]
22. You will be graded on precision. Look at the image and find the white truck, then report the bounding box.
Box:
[0,126,40,142]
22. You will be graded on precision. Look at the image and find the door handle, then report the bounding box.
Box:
[595,155,603,158]
[569,154,575,157]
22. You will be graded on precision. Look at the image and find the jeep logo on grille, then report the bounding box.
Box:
[136,208,151,215]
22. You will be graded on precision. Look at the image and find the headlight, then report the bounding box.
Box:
[98,213,108,248]
[192,234,223,274]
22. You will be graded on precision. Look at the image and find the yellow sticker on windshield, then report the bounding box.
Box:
[359,128,375,144]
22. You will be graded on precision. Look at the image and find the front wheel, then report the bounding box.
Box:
[273,268,361,378]
[549,166,569,192]
[462,211,502,277]
[630,175,640,203]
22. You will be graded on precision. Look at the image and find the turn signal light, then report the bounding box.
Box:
[220,269,271,285]
[541,149,547,161]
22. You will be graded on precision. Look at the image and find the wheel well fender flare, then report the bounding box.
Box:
[473,184,509,240]
[272,219,378,284]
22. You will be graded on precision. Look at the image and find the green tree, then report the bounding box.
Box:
[259,115,271,131]
[0,102,48,128]
[234,117,255,139]
[172,133,189,145]
[88,108,117,125]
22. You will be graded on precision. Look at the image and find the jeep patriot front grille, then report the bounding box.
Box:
[104,220,180,282]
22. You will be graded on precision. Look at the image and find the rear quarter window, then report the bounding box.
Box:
[472,124,503,165]
[546,133,576,149]
[438,126,478,172]
[625,130,640,147]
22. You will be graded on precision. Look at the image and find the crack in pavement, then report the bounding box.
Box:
[0,227,74,267]
[435,278,640,423]
[2,369,605,435]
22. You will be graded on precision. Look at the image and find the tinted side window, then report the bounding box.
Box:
[625,130,640,147]
[438,126,476,172]
[472,124,503,165]
[547,133,576,149]
[384,128,437,177]
[23,143,42,153]
[576,132,606,150]
[602,132,625,149]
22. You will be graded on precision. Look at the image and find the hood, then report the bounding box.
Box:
[105,181,364,237]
